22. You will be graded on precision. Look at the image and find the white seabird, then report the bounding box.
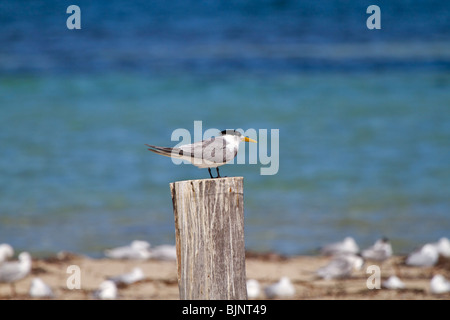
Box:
[149,244,177,261]
[146,129,257,178]
[319,237,359,256]
[382,275,405,290]
[432,237,450,258]
[264,277,295,299]
[108,267,145,286]
[92,280,118,300]
[0,252,32,296]
[430,274,450,295]
[104,240,151,260]
[405,243,439,267]
[29,277,54,298]
[0,244,14,264]
[246,279,261,299]
[361,237,393,261]
[316,253,364,280]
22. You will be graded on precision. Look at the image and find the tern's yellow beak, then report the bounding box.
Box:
[243,137,257,143]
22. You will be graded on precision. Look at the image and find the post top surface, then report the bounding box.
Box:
[170,176,243,186]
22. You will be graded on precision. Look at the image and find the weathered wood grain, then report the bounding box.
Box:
[170,177,247,300]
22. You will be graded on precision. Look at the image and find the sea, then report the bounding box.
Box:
[0,0,449,257]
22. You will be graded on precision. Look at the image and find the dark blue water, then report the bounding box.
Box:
[1,0,449,74]
[0,0,449,257]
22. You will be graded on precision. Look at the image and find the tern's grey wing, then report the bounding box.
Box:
[179,136,235,164]
[146,144,184,158]
[178,137,217,157]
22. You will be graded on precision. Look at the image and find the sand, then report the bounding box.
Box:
[1,252,449,300]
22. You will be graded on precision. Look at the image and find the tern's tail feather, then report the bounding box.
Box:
[145,144,183,158]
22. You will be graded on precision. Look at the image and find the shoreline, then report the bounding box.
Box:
[1,252,449,300]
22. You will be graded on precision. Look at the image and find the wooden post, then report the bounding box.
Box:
[170,177,247,300]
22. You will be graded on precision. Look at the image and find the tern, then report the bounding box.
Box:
[361,237,393,261]
[146,129,257,178]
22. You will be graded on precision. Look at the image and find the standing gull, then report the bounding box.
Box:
[146,129,257,178]
[0,252,32,296]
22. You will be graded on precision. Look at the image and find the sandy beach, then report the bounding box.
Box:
[1,252,449,300]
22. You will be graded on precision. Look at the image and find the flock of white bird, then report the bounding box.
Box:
[0,240,176,299]
[92,240,178,300]
[246,236,450,299]
[1,236,449,299]
[104,240,177,261]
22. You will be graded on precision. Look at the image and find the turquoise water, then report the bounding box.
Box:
[1,71,449,256]
[1,0,449,257]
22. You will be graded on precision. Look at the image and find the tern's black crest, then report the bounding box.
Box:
[221,129,242,137]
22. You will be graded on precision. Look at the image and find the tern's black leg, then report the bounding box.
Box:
[216,167,221,178]
[208,168,214,179]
